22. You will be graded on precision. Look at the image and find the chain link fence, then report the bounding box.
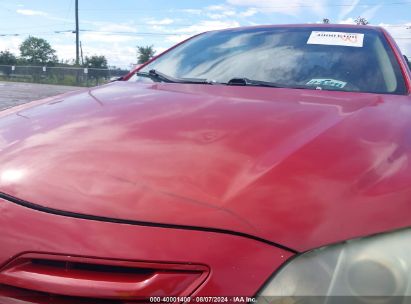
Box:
[0,65,129,87]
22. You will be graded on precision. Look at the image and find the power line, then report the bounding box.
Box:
[0,24,73,31]
[64,0,74,26]
[214,0,411,8]
[2,23,410,32]
[53,29,193,36]
[1,29,410,39]
[0,29,194,37]
[79,29,190,36]
[0,24,410,39]
[0,22,194,30]
[78,0,411,11]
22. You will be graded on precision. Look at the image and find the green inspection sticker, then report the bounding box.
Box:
[306,78,347,88]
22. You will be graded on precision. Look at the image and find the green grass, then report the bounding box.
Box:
[0,74,109,87]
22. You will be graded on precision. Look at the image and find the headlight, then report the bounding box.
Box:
[257,229,411,304]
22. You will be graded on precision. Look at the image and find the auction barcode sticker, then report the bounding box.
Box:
[307,31,364,47]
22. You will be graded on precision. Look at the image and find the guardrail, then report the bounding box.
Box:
[0,65,129,87]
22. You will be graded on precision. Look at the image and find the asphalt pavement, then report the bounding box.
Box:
[0,81,81,110]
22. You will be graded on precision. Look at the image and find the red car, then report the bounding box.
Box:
[0,24,410,303]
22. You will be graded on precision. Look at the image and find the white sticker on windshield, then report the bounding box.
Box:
[306,79,347,88]
[307,31,364,47]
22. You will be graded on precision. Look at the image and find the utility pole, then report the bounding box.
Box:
[75,0,80,66]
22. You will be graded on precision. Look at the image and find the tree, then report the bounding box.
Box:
[0,50,17,65]
[355,16,369,25]
[58,58,76,66]
[137,45,155,64]
[322,18,330,24]
[19,36,58,65]
[84,55,108,69]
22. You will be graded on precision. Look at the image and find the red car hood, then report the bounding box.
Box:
[1,82,410,252]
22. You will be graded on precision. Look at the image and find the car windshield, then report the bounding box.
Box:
[129,26,407,95]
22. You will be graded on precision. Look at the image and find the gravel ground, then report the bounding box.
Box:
[0,81,81,110]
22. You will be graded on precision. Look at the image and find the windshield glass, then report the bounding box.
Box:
[129,26,407,95]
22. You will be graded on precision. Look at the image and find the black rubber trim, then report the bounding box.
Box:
[0,192,298,254]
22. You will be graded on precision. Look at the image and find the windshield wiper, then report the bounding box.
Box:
[225,78,281,87]
[137,69,212,84]
[225,77,309,90]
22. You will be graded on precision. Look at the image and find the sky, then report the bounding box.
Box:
[0,0,410,68]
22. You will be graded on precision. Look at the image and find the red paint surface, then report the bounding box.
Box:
[0,81,410,252]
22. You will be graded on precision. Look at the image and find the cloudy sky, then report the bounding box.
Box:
[0,0,410,68]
